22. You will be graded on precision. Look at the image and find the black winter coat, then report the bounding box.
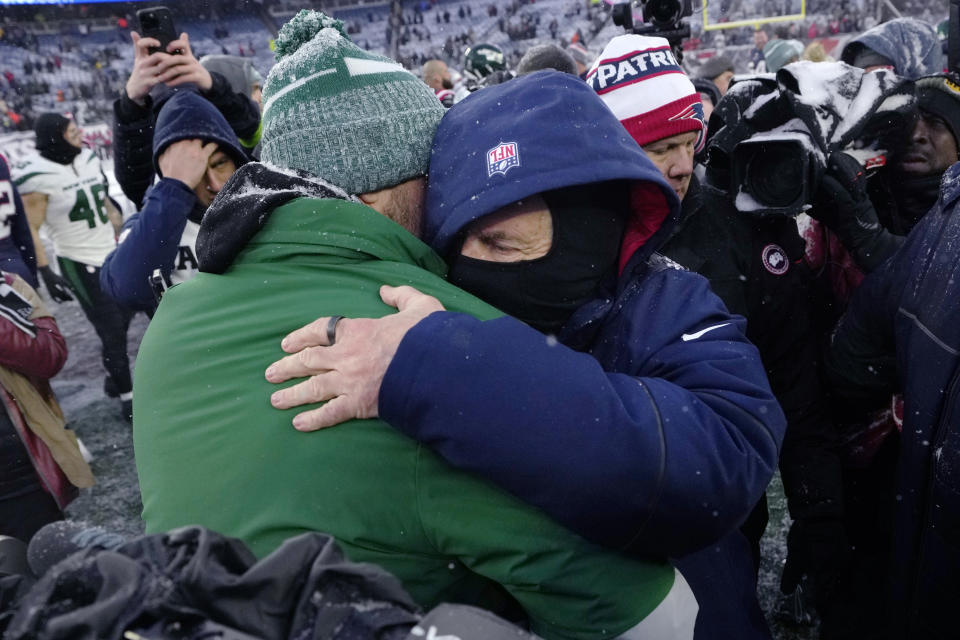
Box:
[660,176,845,564]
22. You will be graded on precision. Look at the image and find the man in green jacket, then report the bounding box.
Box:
[133,11,697,639]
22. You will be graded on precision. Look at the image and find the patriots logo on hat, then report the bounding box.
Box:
[487,142,520,177]
[669,101,706,150]
[668,101,705,127]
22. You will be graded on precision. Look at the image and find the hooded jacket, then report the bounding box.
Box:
[384,69,783,558]
[112,69,260,208]
[374,73,785,639]
[134,160,699,640]
[100,91,247,311]
[841,18,943,79]
[827,161,960,638]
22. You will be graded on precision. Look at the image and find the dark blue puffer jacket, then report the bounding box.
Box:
[101,91,247,310]
[828,161,960,639]
[379,72,786,637]
[841,18,942,79]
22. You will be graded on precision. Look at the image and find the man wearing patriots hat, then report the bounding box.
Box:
[586,35,706,202]
[591,34,849,639]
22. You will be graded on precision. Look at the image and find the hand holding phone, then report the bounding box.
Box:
[153,32,213,92]
[125,31,165,103]
[125,30,211,103]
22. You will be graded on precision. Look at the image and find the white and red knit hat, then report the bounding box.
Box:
[587,35,705,151]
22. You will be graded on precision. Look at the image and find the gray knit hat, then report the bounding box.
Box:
[260,10,444,195]
[763,38,804,73]
[697,53,734,80]
[199,55,263,98]
[517,44,577,76]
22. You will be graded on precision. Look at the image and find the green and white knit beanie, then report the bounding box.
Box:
[261,11,444,195]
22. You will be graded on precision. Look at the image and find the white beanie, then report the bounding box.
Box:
[587,35,704,150]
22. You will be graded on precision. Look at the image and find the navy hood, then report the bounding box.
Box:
[425,71,680,272]
[152,90,248,176]
[841,18,942,79]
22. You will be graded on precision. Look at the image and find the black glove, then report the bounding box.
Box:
[812,152,903,272]
[782,517,859,638]
[39,265,74,303]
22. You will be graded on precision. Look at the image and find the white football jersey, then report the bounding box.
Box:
[12,149,116,266]
[0,178,15,243]
[170,220,200,285]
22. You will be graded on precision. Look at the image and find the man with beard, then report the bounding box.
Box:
[13,114,132,421]
[100,91,248,312]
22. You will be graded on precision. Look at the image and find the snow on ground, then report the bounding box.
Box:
[49,291,816,639]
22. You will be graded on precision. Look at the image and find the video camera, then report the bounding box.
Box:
[703,68,916,217]
[612,0,693,60]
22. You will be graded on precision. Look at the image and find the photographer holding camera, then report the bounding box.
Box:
[703,61,921,638]
[806,18,949,276]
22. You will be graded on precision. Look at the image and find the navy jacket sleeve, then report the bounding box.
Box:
[100,179,195,311]
[380,268,785,557]
[9,189,38,287]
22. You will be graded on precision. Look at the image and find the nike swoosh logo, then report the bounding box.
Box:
[681,323,731,342]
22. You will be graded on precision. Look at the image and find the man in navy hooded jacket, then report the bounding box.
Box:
[267,71,786,639]
[101,91,248,312]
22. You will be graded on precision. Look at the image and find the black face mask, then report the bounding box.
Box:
[34,113,81,165]
[447,184,627,335]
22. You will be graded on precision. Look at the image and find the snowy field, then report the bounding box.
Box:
[48,291,816,640]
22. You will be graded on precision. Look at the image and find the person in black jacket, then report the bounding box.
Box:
[112,31,259,207]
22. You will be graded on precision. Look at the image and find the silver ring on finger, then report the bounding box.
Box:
[326,315,345,345]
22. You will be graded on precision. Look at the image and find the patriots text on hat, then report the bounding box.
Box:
[588,35,705,151]
[587,44,683,93]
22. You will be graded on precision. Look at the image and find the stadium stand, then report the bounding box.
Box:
[0,0,949,137]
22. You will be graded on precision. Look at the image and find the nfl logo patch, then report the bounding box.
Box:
[487,142,520,177]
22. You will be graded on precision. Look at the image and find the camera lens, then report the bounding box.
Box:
[644,0,682,27]
[744,144,805,208]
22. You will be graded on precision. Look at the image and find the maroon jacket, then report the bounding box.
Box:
[0,272,74,508]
